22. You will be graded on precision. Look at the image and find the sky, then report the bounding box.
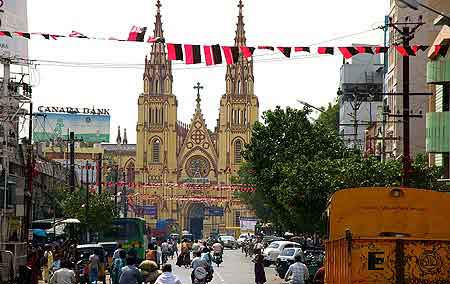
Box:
[26,0,390,144]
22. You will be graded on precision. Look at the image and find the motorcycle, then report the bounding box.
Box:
[193,266,214,284]
[212,252,223,267]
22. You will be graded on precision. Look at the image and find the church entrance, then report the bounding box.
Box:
[188,203,204,240]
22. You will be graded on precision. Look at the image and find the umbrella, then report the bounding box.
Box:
[33,229,48,238]
[58,218,81,224]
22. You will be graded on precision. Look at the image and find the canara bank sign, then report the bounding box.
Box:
[37,106,110,116]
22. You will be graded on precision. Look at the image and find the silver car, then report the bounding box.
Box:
[219,235,238,249]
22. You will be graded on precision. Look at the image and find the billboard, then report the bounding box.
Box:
[33,112,111,143]
[240,217,258,232]
[0,0,28,59]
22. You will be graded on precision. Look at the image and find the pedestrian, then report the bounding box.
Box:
[284,255,309,284]
[111,250,127,284]
[139,260,162,284]
[88,251,100,284]
[161,240,169,264]
[171,240,178,258]
[42,245,54,283]
[27,248,40,284]
[146,244,157,262]
[49,259,76,284]
[191,240,200,254]
[313,260,325,284]
[154,264,182,284]
[119,255,143,284]
[129,244,139,262]
[252,253,266,284]
[113,244,125,260]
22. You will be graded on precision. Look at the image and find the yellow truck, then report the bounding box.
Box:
[325,187,450,283]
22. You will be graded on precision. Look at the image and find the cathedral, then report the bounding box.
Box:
[134,0,259,239]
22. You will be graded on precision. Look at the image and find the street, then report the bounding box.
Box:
[168,248,284,284]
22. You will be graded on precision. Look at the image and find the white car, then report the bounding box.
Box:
[263,241,302,265]
[237,234,249,246]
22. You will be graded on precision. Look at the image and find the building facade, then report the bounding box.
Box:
[385,0,450,160]
[426,24,450,177]
[339,48,384,151]
[135,0,258,238]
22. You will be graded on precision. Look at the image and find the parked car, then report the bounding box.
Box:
[219,235,238,249]
[236,234,248,247]
[275,247,304,278]
[76,244,107,284]
[262,241,301,266]
[262,236,285,248]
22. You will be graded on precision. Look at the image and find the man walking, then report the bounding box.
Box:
[284,255,309,284]
[119,256,143,284]
[154,264,182,284]
[49,260,76,284]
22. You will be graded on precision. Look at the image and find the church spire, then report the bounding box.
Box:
[144,0,173,96]
[123,128,128,144]
[234,0,246,47]
[116,126,122,145]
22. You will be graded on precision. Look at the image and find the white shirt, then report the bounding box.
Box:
[285,262,309,284]
[49,268,76,284]
[154,272,182,284]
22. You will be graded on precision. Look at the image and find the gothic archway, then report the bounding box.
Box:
[186,203,205,240]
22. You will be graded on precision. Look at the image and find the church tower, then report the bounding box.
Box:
[136,0,178,187]
[217,0,259,184]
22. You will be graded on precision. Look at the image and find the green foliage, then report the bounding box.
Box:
[316,100,339,133]
[238,106,444,234]
[61,188,117,234]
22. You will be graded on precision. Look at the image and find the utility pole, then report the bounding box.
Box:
[97,153,102,194]
[389,19,425,186]
[24,101,33,242]
[69,132,75,192]
[1,59,10,244]
[85,160,89,243]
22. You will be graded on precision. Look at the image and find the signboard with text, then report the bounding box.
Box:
[240,217,258,232]
[206,207,224,216]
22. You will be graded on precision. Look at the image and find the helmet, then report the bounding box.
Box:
[194,266,208,281]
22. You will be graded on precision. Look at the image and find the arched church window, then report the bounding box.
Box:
[126,161,135,183]
[237,80,241,96]
[235,140,242,164]
[152,139,161,163]
[144,78,149,93]
[155,80,159,94]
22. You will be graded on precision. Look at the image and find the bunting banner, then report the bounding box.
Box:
[0,28,447,65]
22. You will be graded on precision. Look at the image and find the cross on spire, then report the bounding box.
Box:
[156,0,161,11]
[238,0,244,10]
[194,82,204,105]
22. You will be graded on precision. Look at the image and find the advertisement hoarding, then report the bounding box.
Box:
[240,217,258,232]
[206,207,224,216]
[33,112,111,143]
[0,0,28,59]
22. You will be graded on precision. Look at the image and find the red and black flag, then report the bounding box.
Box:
[258,46,275,51]
[128,26,147,42]
[69,31,88,38]
[184,44,202,64]
[395,46,416,56]
[277,47,292,58]
[318,47,334,55]
[294,47,310,53]
[204,44,222,65]
[338,47,359,59]
[433,45,450,57]
[0,31,12,37]
[356,46,374,54]
[15,32,30,39]
[240,46,255,59]
[412,45,429,54]
[222,46,240,64]
[147,36,164,43]
[375,46,389,54]
[167,43,183,61]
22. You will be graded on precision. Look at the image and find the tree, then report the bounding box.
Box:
[238,106,444,234]
[316,100,339,132]
[62,188,117,235]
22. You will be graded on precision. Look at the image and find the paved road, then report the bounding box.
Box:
[39,248,285,284]
[169,248,285,284]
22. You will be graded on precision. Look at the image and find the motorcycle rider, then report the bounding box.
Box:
[191,251,212,284]
[284,255,309,284]
[211,241,223,266]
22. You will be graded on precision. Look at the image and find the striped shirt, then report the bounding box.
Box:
[284,262,309,284]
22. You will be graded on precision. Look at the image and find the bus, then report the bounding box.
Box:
[325,187,450,284]
[102,218,148,260]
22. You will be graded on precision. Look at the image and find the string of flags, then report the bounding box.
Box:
[96,181,257,193]
[1,26,449,64]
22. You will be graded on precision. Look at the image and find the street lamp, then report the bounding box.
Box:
[297,99,324,113]
[397,0,450,22]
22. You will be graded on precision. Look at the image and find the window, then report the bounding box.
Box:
[155,80,159,94]
[152,139,160,163]
[237,80,241,96]
[235,211,241,227]
[234,140,242,164]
